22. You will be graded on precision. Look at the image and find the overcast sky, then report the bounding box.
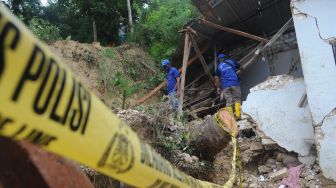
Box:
[41,0,48,6]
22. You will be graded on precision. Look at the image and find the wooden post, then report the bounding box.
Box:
[122,90,126,109]
[213,45,217,72]
[198,18,269,43]
[189,35,216,86]
[178,32,192,115]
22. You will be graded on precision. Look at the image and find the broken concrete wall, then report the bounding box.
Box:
[241,48,303,100]
[272,49,303,77]
[243,76,315,157]
[291,0,336,181]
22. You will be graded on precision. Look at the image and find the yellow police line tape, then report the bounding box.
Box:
[214,109,243,188]
[0,6,241,188]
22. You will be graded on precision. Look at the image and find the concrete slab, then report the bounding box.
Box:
[292,0,336,124]
[292,0,336,181]
[243,76,315,156]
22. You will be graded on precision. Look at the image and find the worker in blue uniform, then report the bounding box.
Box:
[215,53,242,120]
[162,59,180,112]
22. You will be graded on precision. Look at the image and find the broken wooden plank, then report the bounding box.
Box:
[133,45,211,106]
[189,35,216,86]
[262,18,293,50]
[179,33,192,114]
[192,102,224,115]
[186,26,213,41]
[261,138,277,146]
[133,81,167,106]
[190,98,212,110]
[185,72,207,89]
[213,45,217,72]
[298,92,307,108]
[237,19,293,74]
[198,18,269,43]
[269,168,288,181]
[184,90,213,107]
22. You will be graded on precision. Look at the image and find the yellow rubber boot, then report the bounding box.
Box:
[223,106,233,115]
[234,102,241,120]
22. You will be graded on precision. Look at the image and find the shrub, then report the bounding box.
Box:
[29,18,61,41]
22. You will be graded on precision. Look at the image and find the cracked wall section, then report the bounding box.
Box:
[243,76,315,157]
[292,0,336,181]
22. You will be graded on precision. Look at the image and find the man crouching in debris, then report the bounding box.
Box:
[162,59,180,113]
[215,53,242,120]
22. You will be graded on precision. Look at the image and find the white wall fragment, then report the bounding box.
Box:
[243,76,315,156]
[292,0,336,181]
[319,114,336,181]
[292,0,336,124]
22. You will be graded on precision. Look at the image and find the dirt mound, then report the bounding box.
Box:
[48,40,159,108]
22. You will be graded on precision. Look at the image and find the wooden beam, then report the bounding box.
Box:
[186,26,213,41]
[184,91,213,107]
[198,18,269,43]
[185,72,207,89]
[179,33,192,114]
[237,19,293,74]
[192,102,224,115]
[133,45,211,106]
[262,18,293,50]
[134,81,167,105]
[213,45,217,72]
[189,35,216,86]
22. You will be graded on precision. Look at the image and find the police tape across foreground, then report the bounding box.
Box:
[0,6,239,188]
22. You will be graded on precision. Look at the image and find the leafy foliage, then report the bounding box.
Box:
[98,48,143,98]
[5,0,42,24]
[129,0,198,62]
[28,17,61,41]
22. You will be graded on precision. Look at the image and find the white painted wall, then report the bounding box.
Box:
[292,0,336,124]
[292,0,336,181]
[243,77,314,156]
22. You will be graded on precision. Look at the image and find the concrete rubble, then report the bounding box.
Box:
[243,75,315,162]
[234,114,323,187]
[240,74,336,186]
[117,109,156,144]
[78,104,330,187]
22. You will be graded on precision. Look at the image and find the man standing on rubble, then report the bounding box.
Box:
[162,59,180,113]
[215,53,242,120]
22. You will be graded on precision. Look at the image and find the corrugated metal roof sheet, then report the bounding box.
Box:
[172,0,292,68]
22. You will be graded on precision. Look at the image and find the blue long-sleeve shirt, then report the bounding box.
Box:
[215,59,240,88]
[166,67,180,94]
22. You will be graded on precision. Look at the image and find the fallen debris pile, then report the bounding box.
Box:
[117,109,156,144]
[79,105,330,187]
[226,114,323,187]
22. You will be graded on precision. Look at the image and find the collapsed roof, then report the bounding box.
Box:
[172,0,293,71]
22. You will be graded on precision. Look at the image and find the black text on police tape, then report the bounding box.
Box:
[0,15,92,135]
[0,113,57,146]
[0,12,20,80]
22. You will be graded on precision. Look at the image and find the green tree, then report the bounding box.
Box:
[42,0,93,42]
[130,0,198,62]
[71,0,148,44]
[28,17,61,41]
[6,0,42,24]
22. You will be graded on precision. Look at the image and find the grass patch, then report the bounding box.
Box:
[101,48,117,59]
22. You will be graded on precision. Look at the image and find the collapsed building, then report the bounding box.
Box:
[136,0,336,184]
